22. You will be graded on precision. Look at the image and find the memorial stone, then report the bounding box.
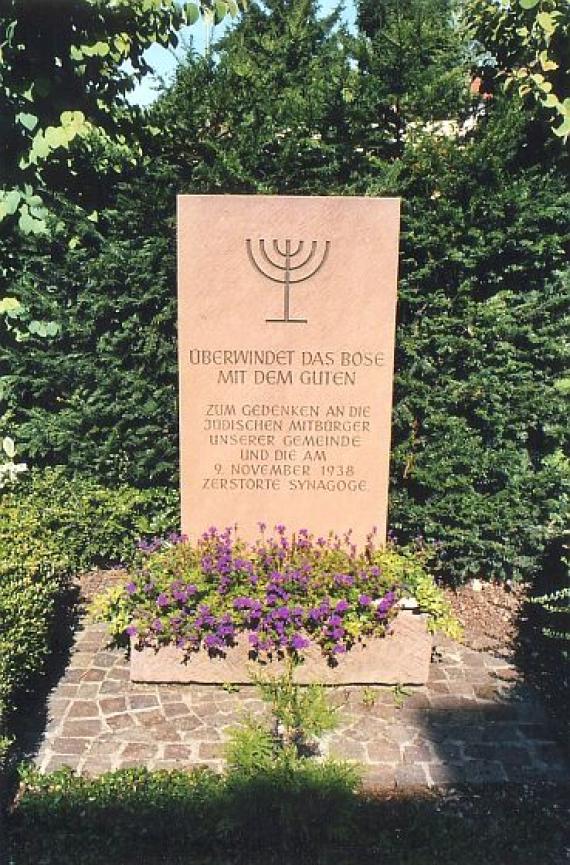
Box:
[177,195,400,545]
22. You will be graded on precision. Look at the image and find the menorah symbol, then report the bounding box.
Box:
[246,238,331,323]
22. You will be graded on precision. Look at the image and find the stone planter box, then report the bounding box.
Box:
[130,611,432,685]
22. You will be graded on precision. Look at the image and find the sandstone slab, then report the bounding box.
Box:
[130,611,432,686]
[177,194,400,545]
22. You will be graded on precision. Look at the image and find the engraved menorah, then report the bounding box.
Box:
[246,238,330,323]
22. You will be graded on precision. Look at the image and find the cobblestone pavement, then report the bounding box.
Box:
[33,619,569,789]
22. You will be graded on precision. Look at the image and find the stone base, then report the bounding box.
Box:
[130,611,432,685]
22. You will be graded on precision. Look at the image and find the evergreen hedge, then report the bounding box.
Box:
[1,6,568,585]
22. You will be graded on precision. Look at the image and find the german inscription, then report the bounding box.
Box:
[178,195,400,544]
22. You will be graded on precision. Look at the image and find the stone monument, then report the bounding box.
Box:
[177,195,400,546]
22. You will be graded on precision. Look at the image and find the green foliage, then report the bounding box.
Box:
[354,0,470,156]
[0,0,240,232]
[0,467,177,736]
[9,765,569,865]
[383,103,570,584]
[530,585,570,637]
[94,527,449,659]
[2,1,568,589]
[0,482,70,730]
[465,0,569,139]
[152,0,361,194]
[252,660,339,750]
[7,467,178,571]
[0,186,178,487]
[225,719,277,774]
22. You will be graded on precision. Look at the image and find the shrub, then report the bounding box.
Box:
[0,486,70,730]
[0,468,178,738]
[10,467,179,570]
[9,765,569,865]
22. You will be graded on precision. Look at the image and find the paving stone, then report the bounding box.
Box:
[474,684,499,701]
[366,742,401,763]
[395,765,428,787]
[159,688,192,703]
[164,744,194,760]
[162,702,192,719]
[33,613,569,788]
[47,699,70,719]
[328,738,367,761]
[198,742,225,760]
[426,681,451,695]
[51,738,91,755]
[67,700,100,719]
[76,684,101,699]
[482,723,525,743]
[148,724,182,743]
[121,743,157,761]
[172,714,206,732]
[182,726,222,742]
[82,760,115,775]
[107,667,130,681]
[57,684,80,698]
[517,724,557,742]
[45,755,81,772]
[100,680,125,695]
[435,741,464,762]
[363,768,397,789]
[426,763,465,785]
[464,744,531,765]
[128,695,159,710]
[403,744,435,763]
[100,697,128,715]
[93,652,119,668]
[68,653,94,668]
[105,713,137,731]
[80,669,106,683]
[503,764,568,783]
[134,709,166,727]
[346,717,391,742]
[60,720,103,738]
[532,742,566,764]
[462,761,507,784]
[382,724,417,746]
[490,668,520,682]
[63,670,85,684]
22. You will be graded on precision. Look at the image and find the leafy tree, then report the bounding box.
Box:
[465,0,569,141]
[0,0,243,234]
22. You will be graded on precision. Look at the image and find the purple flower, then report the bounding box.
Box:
[157,593,169,608]
[125,582,137,595]
[377,591,396,617]
[359,594,372,606]
[335,599,350,613]
[332,643,347,654]
[125,625,137,637]
[152,619,163,632]
[290,633,310,650]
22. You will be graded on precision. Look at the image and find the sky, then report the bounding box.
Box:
[128,0,357,106]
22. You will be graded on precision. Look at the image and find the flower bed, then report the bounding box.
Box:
[95,525,453,684]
